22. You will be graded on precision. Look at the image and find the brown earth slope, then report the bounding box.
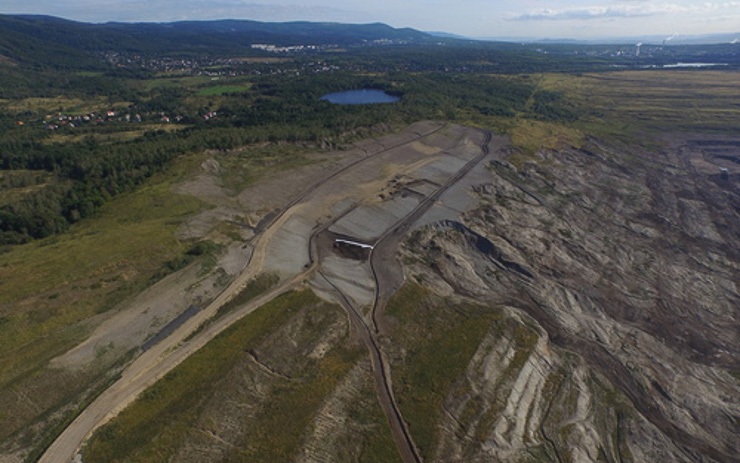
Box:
[396,134,738,462]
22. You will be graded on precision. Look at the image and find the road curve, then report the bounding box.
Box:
[369,129,493,463]
[370,129,493,334]
[38,123,448,463]
[321,128,494,463]
[318,271,422,463]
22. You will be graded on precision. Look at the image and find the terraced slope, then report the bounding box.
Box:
[397,134,738,462]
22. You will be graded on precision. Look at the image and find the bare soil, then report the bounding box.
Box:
[400,132,739,463]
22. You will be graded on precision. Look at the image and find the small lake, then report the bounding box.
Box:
[638,62,729,69]
[662,62,728,68]
[319,89,400,105]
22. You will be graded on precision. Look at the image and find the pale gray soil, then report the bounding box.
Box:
[329,196,420,242]
[400,133,739,463]
[318,255,375,309]
[51,264,229,370]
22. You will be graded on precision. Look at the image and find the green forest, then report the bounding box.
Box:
[0,14,736,244]
[0,67,577,244]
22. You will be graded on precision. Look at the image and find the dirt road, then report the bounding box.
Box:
[38,273,308,463]
[315,129,495,463]
[39,122,496,463]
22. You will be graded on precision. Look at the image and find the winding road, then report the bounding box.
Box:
[38,122,497,463]
[316,129,493,463]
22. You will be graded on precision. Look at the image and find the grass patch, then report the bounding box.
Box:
[75,71,104,77]
[195,84,252,96]
[215,273,280,317]
[138,76,254,96]
[357,405,404,463]
[510,118,585,155]
[139,75,216,91]
[0,96,128,116]
[235,57,291,63]
[42,130,142,145]
[384,280,428,322]
[151,239,225,282]
[539,71,740,135]
[0,170,57,207]
[82,289,358,462]
[41,124,186,146]
[0,159,203,304]
[23,348,138,463]
[185,272,280,341]
[386,282,504,460]
[213,221,245,242]
[241,345,362,461]
[0,153,207,390]
[216,142,317,193]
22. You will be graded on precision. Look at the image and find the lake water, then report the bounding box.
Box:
[319,89,400,105]
[662,62,728,68]
[638,62,729,69]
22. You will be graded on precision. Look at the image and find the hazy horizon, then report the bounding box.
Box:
[2,0,739,40]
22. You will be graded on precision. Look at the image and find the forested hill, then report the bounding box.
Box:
[0,14,434,61]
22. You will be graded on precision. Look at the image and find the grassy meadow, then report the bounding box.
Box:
[384,283,519,460]
[83,289,399,462]
[539,70,740,134]
[0,152,211,450]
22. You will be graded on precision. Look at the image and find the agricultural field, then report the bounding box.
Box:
[195,84,253,96]
[0,96,125,116]
[540,70,740,134]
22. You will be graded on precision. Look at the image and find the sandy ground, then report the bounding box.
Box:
[329,196,420,242]
[261,214,313,276]
[412,156,469,185]
[416,154,495,227]
[315,255,375,309]
[51,244,251,370]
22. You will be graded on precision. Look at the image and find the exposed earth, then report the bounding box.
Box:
[19,122,740,463]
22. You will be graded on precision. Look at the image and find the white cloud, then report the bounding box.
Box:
[506,2,740,22]
[507,3,694,21]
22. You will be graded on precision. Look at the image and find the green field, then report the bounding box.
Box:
[385,283,515,460]
[541,70,740,134]
[139,76,253,96]
[0,170,57,207]
[195,84,252,96]
[0,95,125,116]
[83,289,399,462]
[216,142,319,193]
[0,153,210,447]
[41,124,185,145]
[140,75,217,90]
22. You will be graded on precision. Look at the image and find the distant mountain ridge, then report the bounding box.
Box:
[0,14,434,65]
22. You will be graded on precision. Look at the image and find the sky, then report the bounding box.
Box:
[1,0,738,39]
